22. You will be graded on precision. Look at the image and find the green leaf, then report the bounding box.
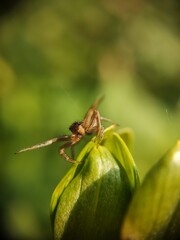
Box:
[121,140,180,240]
[118,127,134,150]
[50,126,140,240]
[102,125,140,192]
[50,141,95,225]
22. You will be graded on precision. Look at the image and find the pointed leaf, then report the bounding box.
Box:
[121,140,180,240]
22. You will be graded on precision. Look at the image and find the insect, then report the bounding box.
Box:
[15,96,111,163]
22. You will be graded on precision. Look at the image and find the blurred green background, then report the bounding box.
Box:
[0,0,179,239]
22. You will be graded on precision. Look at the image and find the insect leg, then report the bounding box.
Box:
[15,135,70,154]
[59,142,78,163]
[100,116,119,127]
[82,96,104,127]
[70,145,75,159]
[95,110,104,140]
[86,110,104,142]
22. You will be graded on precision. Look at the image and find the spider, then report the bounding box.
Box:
[15,96,112,163]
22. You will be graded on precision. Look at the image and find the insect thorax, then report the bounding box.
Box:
[69,121,84,135]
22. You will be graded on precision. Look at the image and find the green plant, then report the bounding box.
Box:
[50,126,180,240]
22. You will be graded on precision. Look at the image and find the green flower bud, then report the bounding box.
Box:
[50,126,140,240]
[121,140,180,240]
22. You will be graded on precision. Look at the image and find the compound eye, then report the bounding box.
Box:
[69,121,83,134]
